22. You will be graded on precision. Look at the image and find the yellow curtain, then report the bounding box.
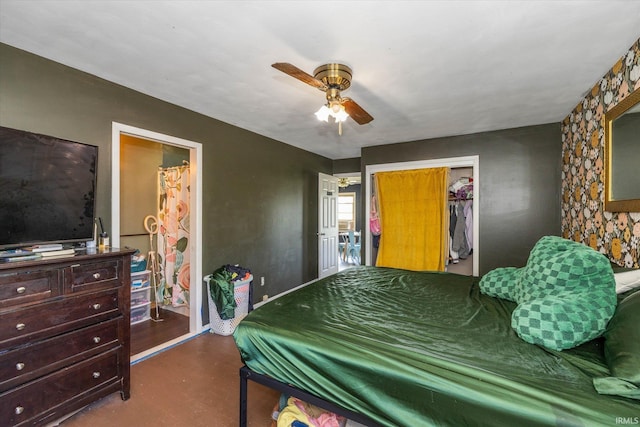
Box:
[375,167,449,271]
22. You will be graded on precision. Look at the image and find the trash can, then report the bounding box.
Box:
[205,274,252,336]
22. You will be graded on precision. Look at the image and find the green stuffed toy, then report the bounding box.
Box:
[479,236,617,350]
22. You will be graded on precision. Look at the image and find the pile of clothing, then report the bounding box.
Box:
[130,250,147,272]
[207,264,251,320]
[271,395,367,427]
[272,395,344,427]
[449,176,473,200]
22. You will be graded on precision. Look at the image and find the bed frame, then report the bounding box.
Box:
[238,282,380,426]
[239,365,382,427]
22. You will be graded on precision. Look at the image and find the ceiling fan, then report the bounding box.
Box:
[272,62,374,135]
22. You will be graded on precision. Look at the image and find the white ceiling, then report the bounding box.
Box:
[1,1,639,159]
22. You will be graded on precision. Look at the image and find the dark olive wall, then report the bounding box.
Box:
[0,43,332,304]
[0,42,563,293]
[333,157,361,174]
[362,124,563,274]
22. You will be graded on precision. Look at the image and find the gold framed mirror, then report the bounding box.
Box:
[603,86,640,212]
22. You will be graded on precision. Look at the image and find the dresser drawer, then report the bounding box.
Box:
[1,349,121,426]
[0,290,120,347]
[67,258,122,293]
[0,268,61,309]
[0,318,121,392]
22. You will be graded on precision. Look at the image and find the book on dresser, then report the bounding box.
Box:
[0,248,134,426]
[38,248,76,258]
[23,244,64,253]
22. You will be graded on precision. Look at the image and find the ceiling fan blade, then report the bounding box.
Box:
[272,63,327,90]
[342,98,374,125]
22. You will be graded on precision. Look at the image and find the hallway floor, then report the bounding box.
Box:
[339,254,360,272]
[56,333,279,427]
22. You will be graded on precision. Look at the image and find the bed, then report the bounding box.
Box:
[233,265,640,426]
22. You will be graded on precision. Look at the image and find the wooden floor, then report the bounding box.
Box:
[57,333,280,427]
[130,307,190,356]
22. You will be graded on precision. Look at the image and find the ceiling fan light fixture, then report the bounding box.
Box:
[337,177,350,188]
[316,102,349,124]
[315,105,331,122]
[333,105,349,123]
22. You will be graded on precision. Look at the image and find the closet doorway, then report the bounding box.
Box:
[111,122,204,362]
[365,156,479,276]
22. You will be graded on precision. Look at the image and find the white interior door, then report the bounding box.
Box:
[318,173,339,278]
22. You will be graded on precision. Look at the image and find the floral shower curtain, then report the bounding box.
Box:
[157,163,190,307]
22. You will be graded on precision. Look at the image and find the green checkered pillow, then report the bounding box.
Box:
[478,266,521,300]
[479,236,617,350]
[513,235,570,302]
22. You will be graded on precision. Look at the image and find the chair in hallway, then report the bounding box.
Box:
[339,235,348,262]
[346,230,361,264]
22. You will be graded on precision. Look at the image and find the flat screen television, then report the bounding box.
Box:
[0,126,98,250]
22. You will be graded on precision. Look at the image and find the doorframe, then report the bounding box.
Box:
[334,172,361,229]
[365,156,479,276]
[111,122,204,360]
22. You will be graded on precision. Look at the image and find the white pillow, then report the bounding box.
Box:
[614,269,640,294]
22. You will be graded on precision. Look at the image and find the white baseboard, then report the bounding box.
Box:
[252,277,319,309]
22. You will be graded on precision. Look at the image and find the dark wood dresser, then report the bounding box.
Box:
[0,248,134,426]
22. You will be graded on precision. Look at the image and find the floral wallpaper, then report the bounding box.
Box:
[561,38,640,268]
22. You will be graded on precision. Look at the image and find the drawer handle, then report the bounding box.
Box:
[16,323,26,331]
[16,362,25,371]
[15,406,24,415]
[92,371,101,379]
[92,303,101,310]
[16,286,26,294]
[93,272,101,279]
[93,336,101,344]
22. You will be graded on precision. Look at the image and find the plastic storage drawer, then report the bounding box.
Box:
[131,270,150,289]
[131,303,150,325]
[130,270,151,324]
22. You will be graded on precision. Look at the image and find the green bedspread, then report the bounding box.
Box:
[233,266,639,426]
